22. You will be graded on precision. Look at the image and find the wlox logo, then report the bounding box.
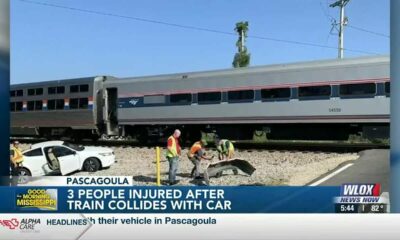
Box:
[129,98,140,106]
[341,183,381,196]
[0,218,19,230]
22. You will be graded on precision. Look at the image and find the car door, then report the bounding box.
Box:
[53,146,80,175]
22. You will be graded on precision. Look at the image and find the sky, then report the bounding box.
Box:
[11,0,389,84]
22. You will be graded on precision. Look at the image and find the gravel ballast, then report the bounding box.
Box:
[17,143,359,186]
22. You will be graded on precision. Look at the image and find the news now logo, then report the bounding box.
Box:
[340,184,381,196]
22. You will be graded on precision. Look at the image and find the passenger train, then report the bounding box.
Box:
[10,55,390,143]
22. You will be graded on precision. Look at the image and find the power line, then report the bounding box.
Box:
[320,0,336,23]
[18,0,380,55]
[347,25,390,38]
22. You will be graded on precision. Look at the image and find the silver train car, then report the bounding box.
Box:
[10,77,108,139]
[10,55,390,142]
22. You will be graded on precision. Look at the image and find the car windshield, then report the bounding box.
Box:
[62,142,85,151]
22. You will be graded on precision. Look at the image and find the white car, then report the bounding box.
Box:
[18,141,115,177]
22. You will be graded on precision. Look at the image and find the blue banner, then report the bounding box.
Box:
[0,186,340,213]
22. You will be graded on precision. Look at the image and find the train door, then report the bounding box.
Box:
[104,88,119,135]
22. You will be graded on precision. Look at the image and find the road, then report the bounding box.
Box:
[311,149,389,193]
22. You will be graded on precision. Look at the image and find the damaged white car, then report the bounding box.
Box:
[18,141,115,177]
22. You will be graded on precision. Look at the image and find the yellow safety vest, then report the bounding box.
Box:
[218,140,234,154]
[11,146,24,163]
[167,136,179,158]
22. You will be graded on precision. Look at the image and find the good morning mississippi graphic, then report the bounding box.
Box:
[16,188,58,211]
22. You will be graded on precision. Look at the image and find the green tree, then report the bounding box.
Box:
[232,21,250,68]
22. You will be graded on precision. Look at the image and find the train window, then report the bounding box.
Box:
[10,102,26,112]
[70,84,89,93]
[143,95,166,104]
[261,88,291,100]
[26,101,42,111]
[27,101,35,111]
[339,83,376,96]
[79,98,88,109]
[70,98,88,109]
[16,90,23,97]
[70,85,79,93]
[48,86,65,95]
[28,89,35,96]
[48,99,64,110]
[28,88,43,96]
[15,102,23,111]
[80,84,89,92]
[385,82,390,95]
[57,86,65,94]
[228,90,254,102]
[48,100,55,110]
[35,101,43,110]
[70,98,79,109]
[10,91,15,97]
[299,85,331,98]
[24,148,43,157]
[48,87,56,94]
[56,99,64,109]
[198,92,222,104]
[170,93,192,104]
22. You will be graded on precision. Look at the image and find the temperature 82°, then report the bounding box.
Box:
[371,204,385,212]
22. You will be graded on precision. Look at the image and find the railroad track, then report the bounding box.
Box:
[233,141,388,153]
[10,137,389,153]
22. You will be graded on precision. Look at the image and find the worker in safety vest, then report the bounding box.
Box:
[216,139,235,160]
[188,139,213,179]
[10,141,23,177]
[215,138,238,176]
[166,129,181,185]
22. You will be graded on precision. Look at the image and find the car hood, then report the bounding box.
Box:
[81,146,113,154]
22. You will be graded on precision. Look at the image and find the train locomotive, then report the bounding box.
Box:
[10,55,390,143]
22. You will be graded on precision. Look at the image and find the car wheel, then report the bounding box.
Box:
[17,168,31,184]
[18,167,32,176]
[83,158,101,172]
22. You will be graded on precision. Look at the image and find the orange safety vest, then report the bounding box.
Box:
[188,141,202,158]
[11,146,24,163]
[167,135,179,158]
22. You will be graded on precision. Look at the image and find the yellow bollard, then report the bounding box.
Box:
[156,147,161,186]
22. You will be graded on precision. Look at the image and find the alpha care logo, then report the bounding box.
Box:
[0,218,41,232]
[19,218,41,232]
[0,218,19,230]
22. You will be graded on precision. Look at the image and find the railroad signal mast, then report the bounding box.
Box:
[330,0,350,59]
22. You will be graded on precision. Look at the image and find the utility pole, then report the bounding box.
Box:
[330,0,350,58]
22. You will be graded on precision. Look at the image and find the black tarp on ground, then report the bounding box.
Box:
[204,159,256,183]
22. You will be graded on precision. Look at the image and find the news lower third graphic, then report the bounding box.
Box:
[334,184,389,213]
[0,182,339,213]
[15,188,58,211]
